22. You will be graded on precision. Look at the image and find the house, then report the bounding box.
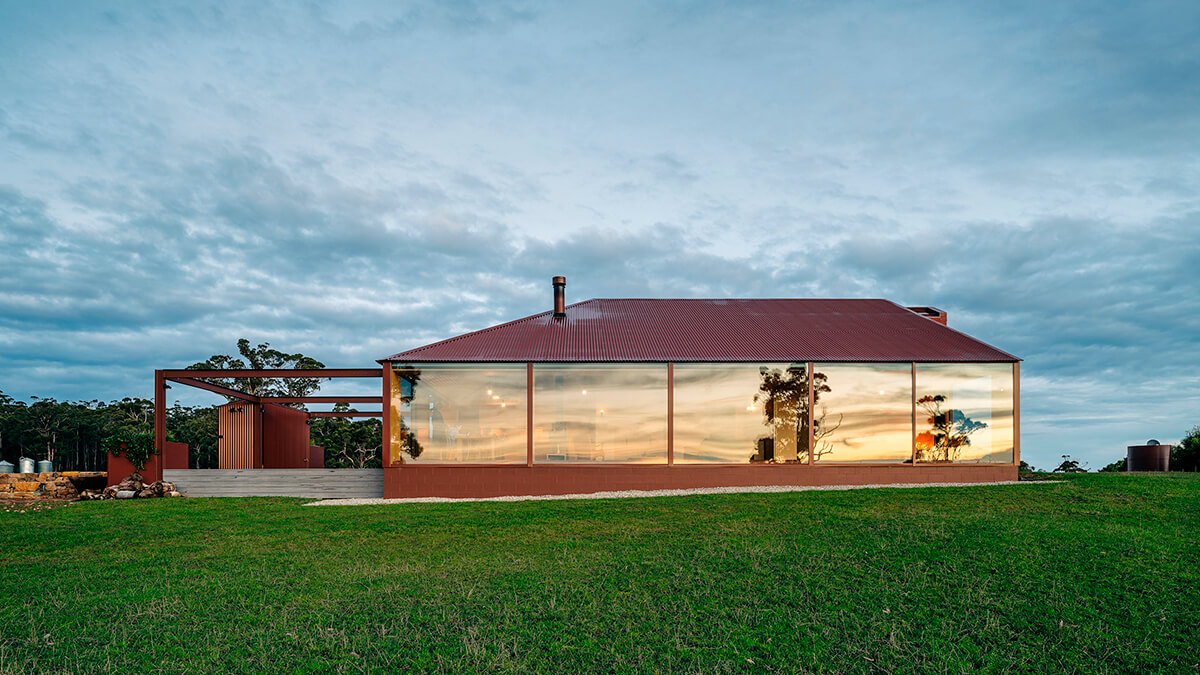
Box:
[378,278,1019,498]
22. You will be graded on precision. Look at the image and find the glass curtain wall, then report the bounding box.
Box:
[674,363,811,463]
[813,363,914,463]
[389,364,527,464]
[386,361,1015,465]
[914,363,1015,463]
[533,364,667,463]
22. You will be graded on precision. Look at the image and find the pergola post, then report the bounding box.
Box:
[154,369,166,454]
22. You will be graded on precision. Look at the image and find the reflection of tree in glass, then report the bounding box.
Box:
[394,368,424,461]
[754,367,842,462]
[915,394,986,462]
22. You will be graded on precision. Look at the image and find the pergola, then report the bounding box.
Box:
[153,368,386,454]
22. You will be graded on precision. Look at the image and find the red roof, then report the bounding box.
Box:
[381,298,1018,363]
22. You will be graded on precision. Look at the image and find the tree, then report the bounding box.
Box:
[1172,426,1200,472]
[915,394,987,462]
[168,404,219,469]
[754,366,841,462]
[1053,455,1088,473]
[25,397,70,465]
[1098,457,1127,472]
[310,403,382,468]
[0,391,157,470]
[188,338,326,407]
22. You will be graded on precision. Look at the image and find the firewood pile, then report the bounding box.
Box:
[78,473,184,500]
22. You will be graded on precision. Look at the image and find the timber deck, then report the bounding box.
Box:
[163,469,384,498]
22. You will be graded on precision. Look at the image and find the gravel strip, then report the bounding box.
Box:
[304,480,1053,506]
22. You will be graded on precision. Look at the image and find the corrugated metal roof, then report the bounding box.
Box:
[380,298,1019,363]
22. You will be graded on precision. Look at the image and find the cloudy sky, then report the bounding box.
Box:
[2,1,1198,469]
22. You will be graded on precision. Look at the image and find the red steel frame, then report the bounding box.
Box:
[149,359,1021,496]
[154,368,386,455]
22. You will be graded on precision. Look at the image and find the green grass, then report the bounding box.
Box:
[2,474,1197,674]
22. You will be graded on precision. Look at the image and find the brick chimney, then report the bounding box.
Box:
[906,306,947,325]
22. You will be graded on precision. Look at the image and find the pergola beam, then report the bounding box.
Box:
[164,368,381,378]
[167,377,262,402]
[261,396,381,404]
[307,411,384,418]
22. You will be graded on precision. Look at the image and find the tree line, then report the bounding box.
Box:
[0,392,382,470]
[0,340,382,471]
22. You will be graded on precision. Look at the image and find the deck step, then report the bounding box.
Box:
[163,469,384,498]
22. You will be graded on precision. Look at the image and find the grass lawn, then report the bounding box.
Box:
[1,474,1197,673]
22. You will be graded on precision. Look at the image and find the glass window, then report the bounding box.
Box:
[389,364,527,464]
[533,364,667,463]
[914,363,1014,463]
[674,363,812,463]
[812,363,913,463]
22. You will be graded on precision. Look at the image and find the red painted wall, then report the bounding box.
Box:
[384,464,1018,499]
[162,441,189,470]
[309,445,325,468]
[261,404,312,468]
[107,451,162,487]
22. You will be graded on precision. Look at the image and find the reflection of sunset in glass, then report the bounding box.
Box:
[674,364,796,463]
[387,361,1014,466]
[815,363,913,463]
[916,364,1014,463]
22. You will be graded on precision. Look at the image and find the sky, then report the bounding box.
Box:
[2,0,1198,470]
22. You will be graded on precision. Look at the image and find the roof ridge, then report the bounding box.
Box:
[585,297,891,302]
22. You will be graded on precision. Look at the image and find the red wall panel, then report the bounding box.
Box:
[261,404,312,469]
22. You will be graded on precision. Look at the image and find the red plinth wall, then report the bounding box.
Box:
[107,452,162,487]
[163,442,189,469]
[383,464,1019,499]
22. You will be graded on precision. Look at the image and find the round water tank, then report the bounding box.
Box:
[0,460,13,473]
[18,457,35,474]
[1127,444,1171,471]
[36,460,53,474]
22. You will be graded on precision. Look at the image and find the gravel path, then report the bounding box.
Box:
[305,480,1053,506]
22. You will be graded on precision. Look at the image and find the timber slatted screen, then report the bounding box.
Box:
[218,402,260,469]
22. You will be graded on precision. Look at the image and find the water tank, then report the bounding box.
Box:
[0,461,13,473]
[1127,441,1171,471]
[18,457,35,474]
[36,460,53,474]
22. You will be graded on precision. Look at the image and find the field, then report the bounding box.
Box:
[1,474,1197,673]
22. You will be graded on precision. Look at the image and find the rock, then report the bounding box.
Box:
[136,488,156,498]
[168,491,182,497]
[115,490,136,499]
